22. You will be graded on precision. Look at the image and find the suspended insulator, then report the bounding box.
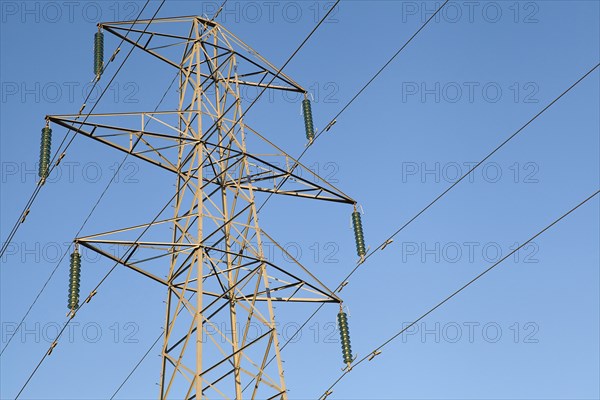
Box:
[94,31,104,78]
[351,210,366,258]
[302,98,315,142]
[38,126,52,178]
[68,249,81,311]
[337,311,353,365]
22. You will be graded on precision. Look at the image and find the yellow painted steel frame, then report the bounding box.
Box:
[49,16,355,400]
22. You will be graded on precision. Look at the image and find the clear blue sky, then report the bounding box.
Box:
[1,1,599,399]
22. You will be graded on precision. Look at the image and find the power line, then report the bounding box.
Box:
[9,2,177,396]
[82,0,595,392]
[100,3,598,392]
[342,62,600,278]
[318,189,600,398]
[13,148,198,399]
[109,290,200,399]
[257,0,450,214]
[0,67,179,358]
[245,60,600,392]
[2,0,235,361]
[109,329,165,399]
[0,0,157,259]
[324,0,450,132]
[0,0,169,357]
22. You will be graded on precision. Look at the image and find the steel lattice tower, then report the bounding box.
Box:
[48,16,356,399]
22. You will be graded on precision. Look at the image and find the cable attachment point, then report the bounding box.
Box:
[109,47,121,63]
[85,289,97,304]
[337,281,349,293]
[55,152,66,167]
[368,350,382,361]
[20,209,30,224]
[324,119,337,132]
[381,238,394,251]
[46,341,58,356]
[320,390,333,400]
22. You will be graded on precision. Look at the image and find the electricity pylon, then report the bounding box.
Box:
[48,16,355,399]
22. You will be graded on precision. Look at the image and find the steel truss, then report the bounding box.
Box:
[49,16,355,400]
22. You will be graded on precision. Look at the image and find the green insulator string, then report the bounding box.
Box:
[94,29,104,79]
[352,207,366,258]
[68,246,81,311]
[38,124,52,179]
[337,309,353,366]
[302,96,315,143]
